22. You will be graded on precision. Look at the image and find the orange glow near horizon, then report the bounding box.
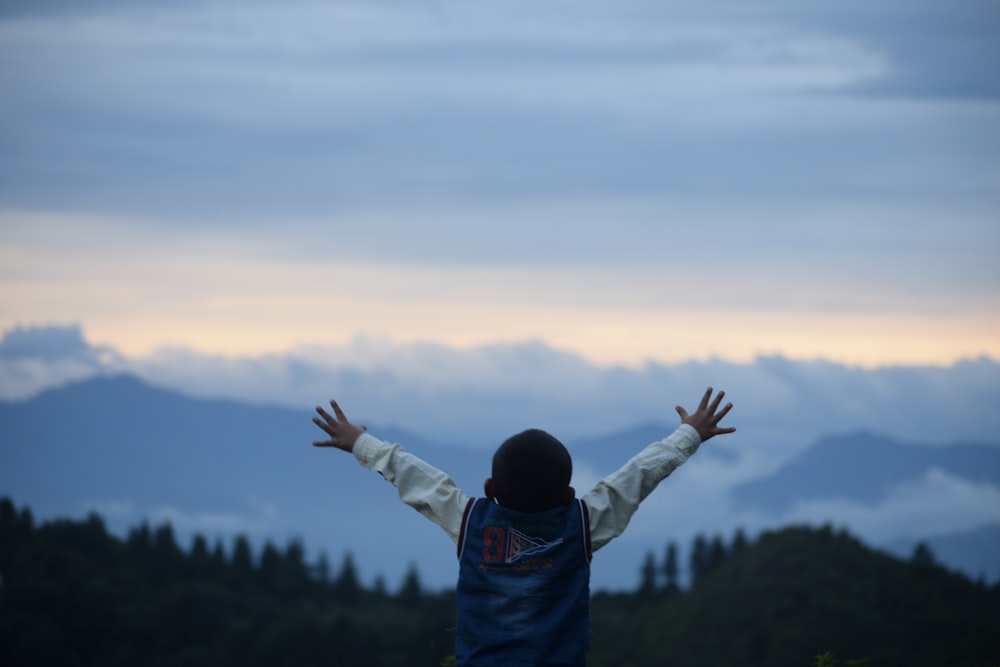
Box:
[2,212,997,370]
[3,305,995,370]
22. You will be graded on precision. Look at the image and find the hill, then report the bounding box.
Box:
[590,526,1000,667]
[2,499,997,667]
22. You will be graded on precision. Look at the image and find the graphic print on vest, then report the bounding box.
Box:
[506,527,564,563]
[481,523,565,566]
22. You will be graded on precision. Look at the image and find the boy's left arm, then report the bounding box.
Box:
[582,424,702,552]
[583,388,734,552]
[313,400,471,545]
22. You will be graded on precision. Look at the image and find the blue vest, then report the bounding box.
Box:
[455,497,592,667]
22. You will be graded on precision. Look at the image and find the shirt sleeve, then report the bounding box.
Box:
[352,432,472,545]
[582,423,702,553]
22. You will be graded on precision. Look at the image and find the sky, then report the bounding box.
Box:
[1,0,999,371]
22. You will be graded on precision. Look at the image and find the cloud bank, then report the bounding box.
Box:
[3,324,998,455]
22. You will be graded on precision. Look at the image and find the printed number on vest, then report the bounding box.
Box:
[482,526,505,561]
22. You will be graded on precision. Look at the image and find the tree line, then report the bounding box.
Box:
[637,527,754,597]
[0,497,452,667]
[2,497,998,667]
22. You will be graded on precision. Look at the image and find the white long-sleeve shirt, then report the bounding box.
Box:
[352,423,702,553]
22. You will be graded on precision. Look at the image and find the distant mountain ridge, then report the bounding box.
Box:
[0,374,491,590]
[0,373,472,509]
[731,430,1000,512]
[2,373,998,588]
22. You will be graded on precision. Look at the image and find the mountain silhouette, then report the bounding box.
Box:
[731,430,1000,512]
[2,374,998,588]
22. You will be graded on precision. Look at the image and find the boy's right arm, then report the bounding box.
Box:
[351,433,471,545]
[313,400,471,545]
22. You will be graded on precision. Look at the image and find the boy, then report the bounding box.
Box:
[312,387,734,666]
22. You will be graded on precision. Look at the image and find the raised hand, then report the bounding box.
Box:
[312,400,367,452]
[674,387,735,442]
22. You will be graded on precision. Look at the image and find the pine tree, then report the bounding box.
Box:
[334,552,362,604]
[189,534,211,579]
[731,527,749,553]
[281,539,309,597]
[708,534,728,574]
[0,497,17,570]
[259,540,282,590]
[638,550,658,598]
[397,562,424,605]
[911,541,936,568]
[209,539,227,579]
[230,534,254,588]
[663,541,680,594]
[315,551,331,584]
[127,521,153,556]
[152,521,182,578]
[690,534,709,587]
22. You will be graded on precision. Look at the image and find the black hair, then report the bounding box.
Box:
[491,428,572,512]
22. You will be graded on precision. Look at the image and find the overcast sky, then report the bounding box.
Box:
[1,0,998,368]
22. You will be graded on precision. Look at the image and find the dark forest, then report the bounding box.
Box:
[2,497,997,667]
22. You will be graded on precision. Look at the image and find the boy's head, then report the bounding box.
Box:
[484,428,574,512]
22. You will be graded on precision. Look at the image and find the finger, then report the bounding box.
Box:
[713,402,733,422]
[708,389,725,414]
[713,426,736,435]
[312,439,336,447]
[315,406,337,426]
[698,387,712,412]
[675,405,689,420]
[312,415,337,437]
[330,400,350,424]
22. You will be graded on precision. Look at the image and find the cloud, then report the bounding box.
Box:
[3,324,998,455]
[131,338,1000,453]
[1,2,995,395]
[80,496,286,548]
[836,1,1000,99]
[5,0,993,108]
[2,0,997,222]
[0,323,94,360]
[0,324,127,400]
[780,468,1000,542]
[0,0,140,19]
[147,498,282,536]
[82,499,137,520]
[617,454,1000,583]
